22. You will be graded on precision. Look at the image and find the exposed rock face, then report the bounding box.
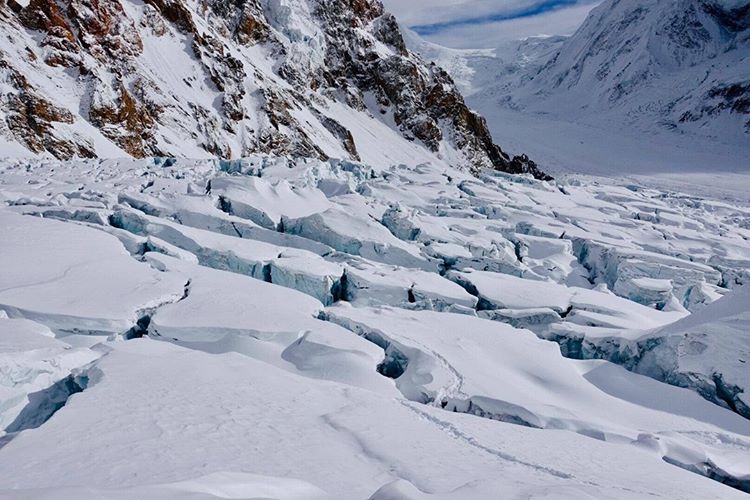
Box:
[88,80,160,157]
[0,58,95,158]
[0,0,546,178]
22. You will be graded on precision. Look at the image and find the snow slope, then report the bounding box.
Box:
[1,154,750,497]
[2,338,747,499]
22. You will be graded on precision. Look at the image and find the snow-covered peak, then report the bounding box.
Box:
[550,0,747,88]
[407,0,749,163]
[523,0,749,129]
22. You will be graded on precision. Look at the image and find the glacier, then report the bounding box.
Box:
[0,154,749,498]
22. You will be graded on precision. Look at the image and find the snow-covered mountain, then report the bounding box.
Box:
[2,1,750,498]
[526,0,750,141]
[407,0,750,173]
[0,0,546,178]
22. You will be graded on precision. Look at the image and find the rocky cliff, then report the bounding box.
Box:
[0,0,548,178]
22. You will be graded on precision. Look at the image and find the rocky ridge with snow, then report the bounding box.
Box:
[0,0,547,178]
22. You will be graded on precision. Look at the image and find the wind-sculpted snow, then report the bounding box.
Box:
[1,338,747,498]
[1,155,750,496]
[0,472,328,500]
[0,210,187,335]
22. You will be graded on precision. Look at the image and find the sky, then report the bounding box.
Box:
[380,0,602,48]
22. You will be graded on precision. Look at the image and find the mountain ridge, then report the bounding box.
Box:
[0,0,549,179]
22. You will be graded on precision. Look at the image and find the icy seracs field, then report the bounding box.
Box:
[0,156,749,499]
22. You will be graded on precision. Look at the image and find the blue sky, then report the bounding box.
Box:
[410,0,586,35]
[380,0,601,48]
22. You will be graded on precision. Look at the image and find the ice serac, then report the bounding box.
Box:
[0,317,101,439]
[283,196,436,270]
[635,287,750,419]
[336,256,478,311]
[0,0,547,178]
[144,254,396,395]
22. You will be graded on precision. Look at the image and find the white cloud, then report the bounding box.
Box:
[380,0,602,49]
[380,0,537,27]
[426,3,599,48]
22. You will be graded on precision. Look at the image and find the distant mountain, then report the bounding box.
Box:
[0,0,546,178]
[409,0,750,152]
